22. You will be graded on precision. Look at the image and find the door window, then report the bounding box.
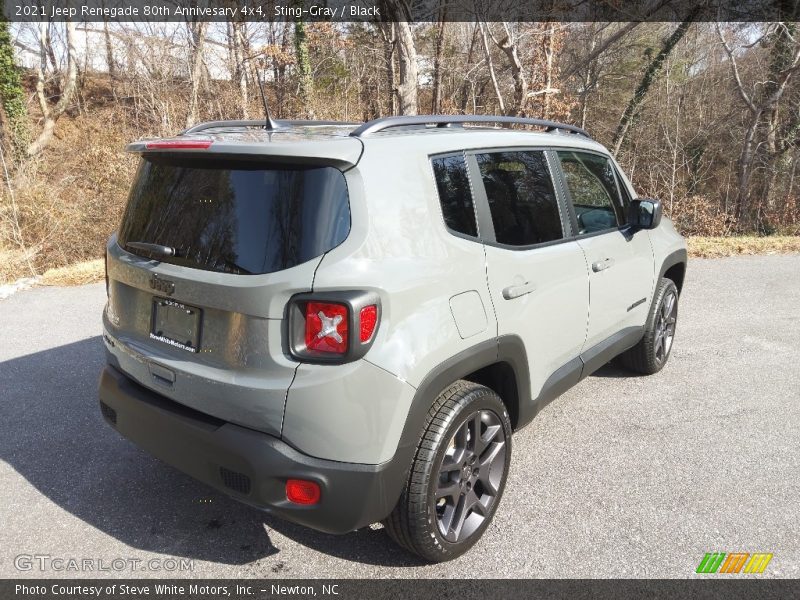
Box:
[432,154,478,237]
[557,151,626,234]
[475,151,564,246]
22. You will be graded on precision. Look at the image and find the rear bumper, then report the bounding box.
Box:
[98,364,406,534]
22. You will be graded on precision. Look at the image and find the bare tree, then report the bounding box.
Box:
[430,16,446,113]
[612,17,696,155]
[382,0,418,115]
[27,20,78,157]
[718,23,800,218]
[378,22,396,115]
[185,20,208,128]
[478,21,505,115]
[487,23,527,116]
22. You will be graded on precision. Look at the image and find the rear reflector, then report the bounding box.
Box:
[305,301,348,354]
[145,139,213,150]
[286,479,321,505]
[359,305,378,342]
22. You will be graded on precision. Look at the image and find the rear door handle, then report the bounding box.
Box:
[592,257,615,272]
[502,281,537,300]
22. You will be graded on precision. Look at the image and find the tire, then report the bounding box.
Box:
[384,380,512,562]
[620,277,679,375]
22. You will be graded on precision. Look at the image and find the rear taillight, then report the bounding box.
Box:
[104,249,109,297]
[144,139,213,150]
[288,291,381,363]
[305,301,348,354]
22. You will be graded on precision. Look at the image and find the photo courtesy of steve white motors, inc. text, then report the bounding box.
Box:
[14,583,339,597]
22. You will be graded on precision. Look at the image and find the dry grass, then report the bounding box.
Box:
[39,258,104,286]
[688,236,800,258]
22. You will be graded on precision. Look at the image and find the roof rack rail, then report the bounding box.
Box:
[182,119,359,135]
[349,115,590,139]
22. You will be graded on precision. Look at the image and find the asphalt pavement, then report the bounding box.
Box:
[1,255,798,578]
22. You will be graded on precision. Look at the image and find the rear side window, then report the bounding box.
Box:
[432,154,478,237]
[118,157,350,275]
[557,151,626,234]
[476,150,563,246]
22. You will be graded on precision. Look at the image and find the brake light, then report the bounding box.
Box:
[289,292,380,363]
[144,139,213,150]
[360,305,378,342]
[305,302,348,354]
[286,479,321,505]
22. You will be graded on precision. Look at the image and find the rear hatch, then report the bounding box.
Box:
[104,148,353,436]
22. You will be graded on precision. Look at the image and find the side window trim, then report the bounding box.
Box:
[465,152,496,243]
[552,148,629,239]
[545,149,579,239]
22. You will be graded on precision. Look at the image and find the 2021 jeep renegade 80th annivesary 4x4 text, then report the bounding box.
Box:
[99,115,687,562]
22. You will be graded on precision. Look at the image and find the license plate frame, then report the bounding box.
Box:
[150,298,202,353]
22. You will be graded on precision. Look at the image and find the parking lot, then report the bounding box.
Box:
[1,254,798,578]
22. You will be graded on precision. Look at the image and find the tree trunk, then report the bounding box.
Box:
[102,14,116,81]
[735,116,761,220]
[492,23,526,116]
[478,22,504,115]
[459,24,479,113]
[185,21,208,128]
[394,20,418,115]
[26,20,78,157]
[44,22,59,78]
[430,16,446,113]
[612,18,695,155]
[541,23,557,120]
[379,22,396,115]
[294,18,314,119]
[382,0,417,115]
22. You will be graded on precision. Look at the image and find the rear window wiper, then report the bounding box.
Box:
[125,241,179,258]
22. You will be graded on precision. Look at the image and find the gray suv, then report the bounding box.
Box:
[99,115,687,562]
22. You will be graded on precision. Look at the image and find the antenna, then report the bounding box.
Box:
[255,67,279,131]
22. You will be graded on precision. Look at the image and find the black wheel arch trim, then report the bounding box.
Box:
[383,335,530,514]
[658,248,688,294]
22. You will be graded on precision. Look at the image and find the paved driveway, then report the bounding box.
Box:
[1,255,798,578]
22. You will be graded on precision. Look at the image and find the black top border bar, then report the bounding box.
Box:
[4,0,800,23]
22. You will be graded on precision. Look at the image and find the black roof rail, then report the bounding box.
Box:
[182,119,359,135]
[349,115,590,139]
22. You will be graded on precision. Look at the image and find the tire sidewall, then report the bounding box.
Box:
[648,278,679,369]
[425,389,512,559]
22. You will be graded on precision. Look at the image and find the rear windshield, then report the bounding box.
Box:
[117,156,350,275]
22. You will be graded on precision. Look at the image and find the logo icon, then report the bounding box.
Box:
[149,274,175,296]
[696,552,773,574]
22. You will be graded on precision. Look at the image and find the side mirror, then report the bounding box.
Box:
[629,198,662,230]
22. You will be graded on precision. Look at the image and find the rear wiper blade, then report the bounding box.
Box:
[125,241,178,258]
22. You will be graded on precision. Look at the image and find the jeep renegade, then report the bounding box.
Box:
[99,115,687,562]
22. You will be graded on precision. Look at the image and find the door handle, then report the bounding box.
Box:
[502,281,536,300]
[591,257,615,272]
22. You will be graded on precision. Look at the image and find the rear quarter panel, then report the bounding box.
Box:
[281,138,498,464]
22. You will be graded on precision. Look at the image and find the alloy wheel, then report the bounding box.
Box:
[434,409,507,543]
[654,290,677,363]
